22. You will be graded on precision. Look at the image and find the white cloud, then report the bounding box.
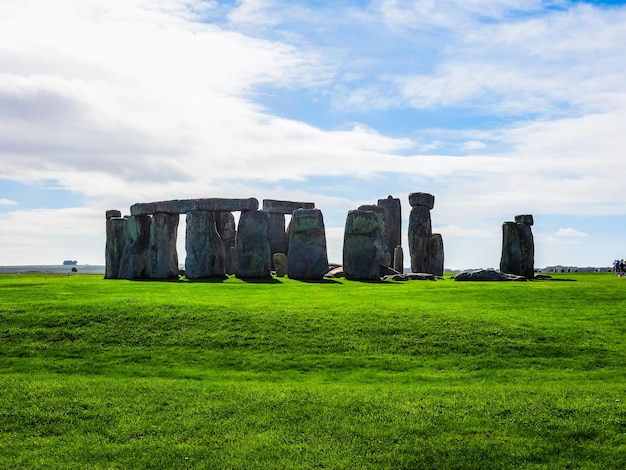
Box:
[556,228,588,238]
[0,198,17,206]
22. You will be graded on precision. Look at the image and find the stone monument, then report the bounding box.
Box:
[407,192,444,276]
[500,214,534,279]
[343,209,382,280]
[287,208,329,280]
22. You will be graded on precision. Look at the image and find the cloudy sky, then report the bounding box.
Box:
[1,0,625,269]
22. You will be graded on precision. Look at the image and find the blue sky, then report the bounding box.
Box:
[1,0,626,268]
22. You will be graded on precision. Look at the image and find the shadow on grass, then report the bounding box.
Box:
[533,275,577,282]
[292,278,343,284]
[237,277,283,284]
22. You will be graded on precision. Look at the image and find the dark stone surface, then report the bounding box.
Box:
[287,209,329,280]
[273,253,288,277]
[215,212,236,275]
[105,217,126,279]
[427,233,444,277]
[500,221,534,278]
[408,192,435,209]
[149,212,179,279]
[408,206,432,274]
[185,211,225,279]
[130,198,259,215]
[343,210,381,280]
[262,199,315,214]
[454,268,527,281]
[393,245,404,274]
[515,214,534,226]
[268,212,287,263]
[236,210,271,278]
[377,195,402,265]
[358,204,390,267]
[105,209,122,220]
[118,215,151,279]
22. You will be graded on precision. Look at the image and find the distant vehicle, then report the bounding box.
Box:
[63,260,78,266]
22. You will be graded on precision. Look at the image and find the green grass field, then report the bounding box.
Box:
[1,273,625,469]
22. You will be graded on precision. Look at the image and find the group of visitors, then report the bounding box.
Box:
[613,259,625,276]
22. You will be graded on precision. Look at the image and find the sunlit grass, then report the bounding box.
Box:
[1,273,625,468]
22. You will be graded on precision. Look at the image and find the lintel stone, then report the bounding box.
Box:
[262,199,315,214]
[130,198,258,215]
[514,214,534,226]
[408,192,435,209]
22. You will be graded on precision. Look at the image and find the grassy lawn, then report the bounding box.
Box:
[1,273,625,469]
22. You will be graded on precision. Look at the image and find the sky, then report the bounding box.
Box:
[1,0,626,269]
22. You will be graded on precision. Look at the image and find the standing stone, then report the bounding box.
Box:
[393,245,404,274]
[118,214,151,279]
[216,212,236,275]
[185,211,226,279]
[358,204,390,267]
[268,212,287,264]
[105,215,126,279]
[377,195,402,266]
[427,234,444,277]
[287,209,329,280]
[408,205,432,273]
[273,253,288,277]
[236,210,271,278]
[343,210,382,280]
[149,212,179,279]
[500,216,534,279]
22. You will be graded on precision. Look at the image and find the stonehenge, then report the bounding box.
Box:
[500,214,535,279]
[104,196,544,283]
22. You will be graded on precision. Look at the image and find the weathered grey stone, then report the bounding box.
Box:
[358,204,390,267]
[454,268,527,281]
[215,212,236,275]
[377,195,402,264]
[408,205,432,238]
[343,210,381,280]
[118,215,151,279]
[393,245,404,274]
[427,234,444,277]
[105,217,126,279]
[406,272,437,281]
[500,220,534,279]
[287,209,329,280]
[185,211,225,279]
[236,210,271,278]
[515,214,534,226]
[268,213,287,264]
[273,253,288,277]
[408,192,435,209]
[408,206,432,274]
[130,198,259,215]
[149,212,179,279]
[105,209,122,220]
[326,266,344,278]
[262,199,315,214]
